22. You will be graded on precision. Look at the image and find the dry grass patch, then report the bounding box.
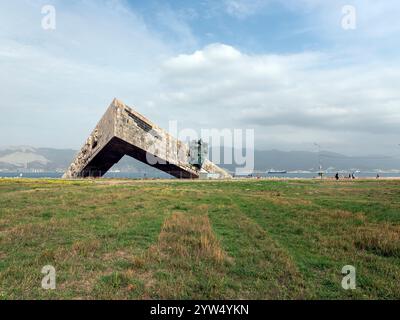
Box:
[103,250,133,262]
[124,212,231,299]
[1,220,69,244]
[70,239,101,258]
[324,209,366,222]
[156,213,228,264]
[0,251,6,260]
[354,224,400,257]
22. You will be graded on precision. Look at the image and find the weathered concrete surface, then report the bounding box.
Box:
[63,99,231,179]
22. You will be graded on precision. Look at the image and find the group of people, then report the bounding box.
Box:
[334,173,381,180]
[335,172,356,180]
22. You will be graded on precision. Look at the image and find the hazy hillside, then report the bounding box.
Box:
[0,147,76,171]
[220,149,400,172]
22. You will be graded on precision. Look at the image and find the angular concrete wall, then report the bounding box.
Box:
[63,99,231,179]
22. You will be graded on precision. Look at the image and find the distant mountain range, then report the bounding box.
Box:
[0,146,399,173]
[217,149,400,173]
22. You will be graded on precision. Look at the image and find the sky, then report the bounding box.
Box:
[0,0,400,156]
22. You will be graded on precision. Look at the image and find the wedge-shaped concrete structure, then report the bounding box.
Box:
[63,99,231,179]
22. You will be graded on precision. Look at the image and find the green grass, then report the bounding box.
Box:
[0,178,399,299]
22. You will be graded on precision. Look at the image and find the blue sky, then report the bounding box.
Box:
[0,0,400,155]
[126,0,399,58]
[128,0,320,53]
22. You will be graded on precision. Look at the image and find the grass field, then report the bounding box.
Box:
[0,178,399,300]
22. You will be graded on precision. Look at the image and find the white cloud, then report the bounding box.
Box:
[158,43,400,154]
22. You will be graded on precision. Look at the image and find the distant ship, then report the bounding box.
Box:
[267,169,287,174]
